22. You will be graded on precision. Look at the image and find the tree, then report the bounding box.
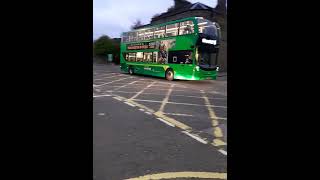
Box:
[131,19,143,30]
[173,0,191,9]
[152,13,161,19]
[93,35,115,56]
[167,0,191,12]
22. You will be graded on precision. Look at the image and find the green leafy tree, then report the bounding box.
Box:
[93,35,115,56]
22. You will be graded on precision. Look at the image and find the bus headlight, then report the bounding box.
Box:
[216,67,219,72]
[195,66,200,71]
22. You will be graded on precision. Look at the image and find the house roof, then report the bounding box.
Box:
[152,2,219,21]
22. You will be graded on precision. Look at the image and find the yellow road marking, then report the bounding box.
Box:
[127,99,155,113]
[126,171,227,180]
[201,91,227,146]
[212,139,227,147]
[112,91,226,150]
[213,127,223,138]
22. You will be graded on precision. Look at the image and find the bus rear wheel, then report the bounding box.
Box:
[165,69,174,81]
[128,67,134,75]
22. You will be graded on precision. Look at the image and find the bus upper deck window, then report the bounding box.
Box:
[138,30,145,41]
[128,32,138,42]
[166,23,179,37]
[121,33,129,42]
[144,28,154,40]
[154,26,165,38]
[179,21,194,35]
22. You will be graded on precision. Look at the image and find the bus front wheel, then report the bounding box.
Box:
[128,67,134,75]
[165,69,174,81]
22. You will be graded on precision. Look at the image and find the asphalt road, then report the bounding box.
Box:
[93,63,227,180]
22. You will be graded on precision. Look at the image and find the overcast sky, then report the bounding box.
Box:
[93,0,218,40]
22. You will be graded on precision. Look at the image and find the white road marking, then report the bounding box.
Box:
[97,113,105,116]
[139,108,145,111]
[113,81,137,91]
[113,97,122,101]
[157,118,175,127]
[182,131,208,144]
[145,111,152,115]
[218,149,227,156]
[129,81,156,100]
[163,113,194,117]
[124,101,136,107]
[158,84,174,112]
[104,90,226,100]
[132,99,227,108]
[105,90,166,95]
[150,84,188,89]
[94,77,132,87]
[93,94,111,98]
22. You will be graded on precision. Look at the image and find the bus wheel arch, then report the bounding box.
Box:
[165,68,174,81]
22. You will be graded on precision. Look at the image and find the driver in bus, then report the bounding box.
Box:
[185,52,192,64]
[184,25,192,34]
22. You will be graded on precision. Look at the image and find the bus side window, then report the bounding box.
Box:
[123,53,129,61]
[179,21,194,35]
[145,28,154,40]
[154,26,165,38]
[128,53,136,61]
[129,32,138,42]
[168,50,193,64]
[166,23,179,37]
[143,52,153,63]
[138,30,145,41]
[153,52,158,63]
[136,52,143,62]
[185,52,192,64]
[121,33,129,42]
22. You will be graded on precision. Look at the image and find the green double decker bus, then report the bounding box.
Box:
[120,17,220,81]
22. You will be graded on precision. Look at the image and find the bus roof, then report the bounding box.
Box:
[122,17,205,36]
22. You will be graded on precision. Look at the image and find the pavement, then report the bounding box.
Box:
[93,63,227,180]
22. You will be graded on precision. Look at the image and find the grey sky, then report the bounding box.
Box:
[93,0,217,40]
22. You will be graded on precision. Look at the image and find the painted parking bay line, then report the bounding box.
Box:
[218,149,227,156]
[156,118,175,127]
[94,77,133,87]
[132,98,227,108]
[124,101,136,107]
[113,94,226,153]
[93,94,111,98]
[126,171,227,180]
[163,113,193,117]
[182,131,208,144]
